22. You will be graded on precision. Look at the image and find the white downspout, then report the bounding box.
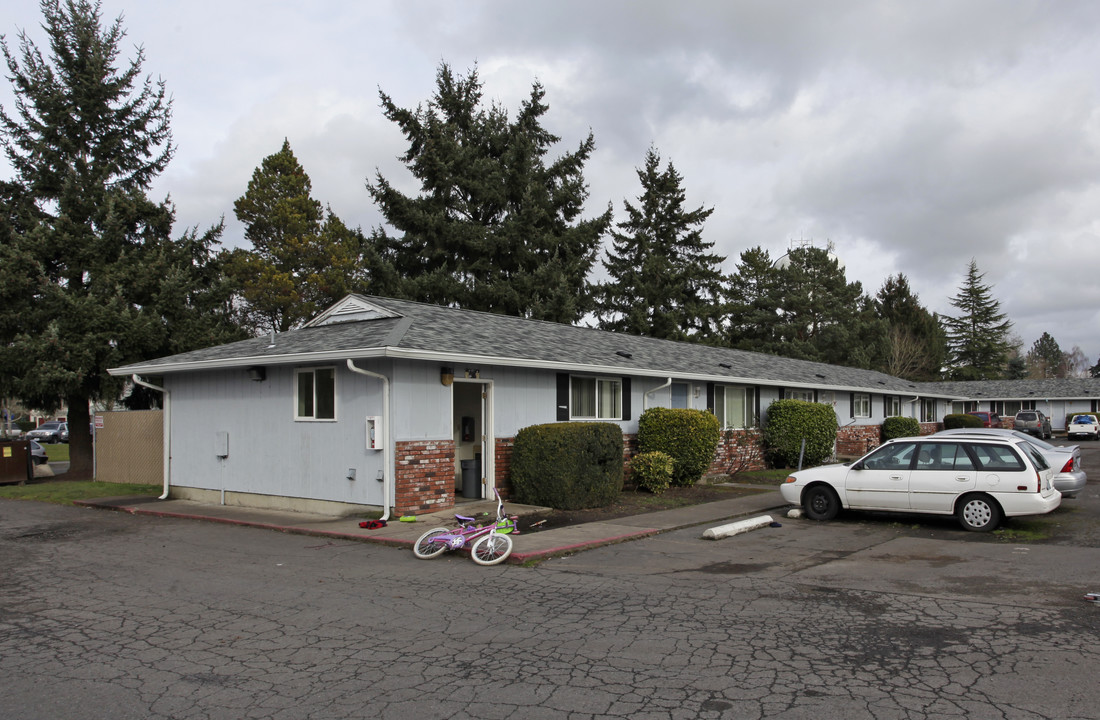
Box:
[644,378,673,411]
[132,374,170,500]
[347,359,392,521]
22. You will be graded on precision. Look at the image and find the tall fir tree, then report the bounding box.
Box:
[942,259,1013,380]
[227,139,380,333]
[0,0,243,476]
[367,63,611,323]
[1026,331,1064,378]
[596,147,724,342]
[875,274,947,380]
[724,246,780,350]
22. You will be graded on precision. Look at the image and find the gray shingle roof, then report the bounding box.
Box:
[110,295,1093,400]
[930,378,1100,400]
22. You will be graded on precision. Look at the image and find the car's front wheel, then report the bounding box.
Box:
[956,493,1002,532]
[802,485,840,521]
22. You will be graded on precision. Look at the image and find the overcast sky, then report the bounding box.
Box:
[3,0,1099,366]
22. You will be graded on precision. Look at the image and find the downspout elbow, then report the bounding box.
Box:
[132,374,170,500]
[644,378,673,411]
[347,359,392,521]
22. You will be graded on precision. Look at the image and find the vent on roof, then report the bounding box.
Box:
[306,296,402,327]
[815,373,826,379]
[616,351,633,359]
[719,362,732,369]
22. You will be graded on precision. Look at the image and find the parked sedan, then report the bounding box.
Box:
[29,440,48,466]
[966,411,1002,428]
[781,435,1060,532]
[26,421,67,444]
[935,428,1086,498]
[1067,415,1099,441]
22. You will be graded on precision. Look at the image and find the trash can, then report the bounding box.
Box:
[461,459,480,499]
[0,440,32,485]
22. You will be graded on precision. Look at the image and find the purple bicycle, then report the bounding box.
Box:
[412,489,518,566]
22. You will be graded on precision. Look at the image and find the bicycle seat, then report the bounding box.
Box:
[454,514,475,524]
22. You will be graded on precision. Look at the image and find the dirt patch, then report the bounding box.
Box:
[518,483,768,532]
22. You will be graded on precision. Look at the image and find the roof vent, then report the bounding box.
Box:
[719,362,732,369]
[815,373,826,379]
[616,351,633,359]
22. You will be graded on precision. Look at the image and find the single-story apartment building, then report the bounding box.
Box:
[936,379,1100,431]
[107,295,1096,517]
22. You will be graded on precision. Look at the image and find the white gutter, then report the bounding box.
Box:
[644,377,673,411]
[346,359,392,521]
[132,374,170,500]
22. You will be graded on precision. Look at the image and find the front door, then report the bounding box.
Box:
[452,380,493,500]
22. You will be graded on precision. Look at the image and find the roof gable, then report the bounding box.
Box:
[304,295,402,327]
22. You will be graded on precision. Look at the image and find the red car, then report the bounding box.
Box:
[967,411,1003,428]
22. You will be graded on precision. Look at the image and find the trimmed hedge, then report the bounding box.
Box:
[630,451,674,495]
[763,399,838,468]
[511,422,624,510]
[637,408,720,487]
[942,413,982,429]
[882,416,921,441]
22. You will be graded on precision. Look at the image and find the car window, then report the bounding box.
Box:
[1020,443,1049,470]
[862,442,917,470]
[914,442,974,471]
[966,443,1026,472]
[1017,412,1036,421]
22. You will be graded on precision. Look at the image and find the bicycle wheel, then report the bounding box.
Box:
[470,532,513,566]
[413,528,450,559]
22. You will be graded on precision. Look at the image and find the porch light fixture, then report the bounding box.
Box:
[440,367,454,386]
[246,367,266,382]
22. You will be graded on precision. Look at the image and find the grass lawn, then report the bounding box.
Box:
[728,467,795,485]
[44,444,70,462]
[0,480,160,505]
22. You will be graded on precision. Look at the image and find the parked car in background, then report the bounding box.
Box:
[26,421,68,444]
[966,411,1002,428]
[935,428,1086,498]
[29,440,48,466]
[1067,415,1099,441]
[1013,410,1051,439]
[781,434,1060,531]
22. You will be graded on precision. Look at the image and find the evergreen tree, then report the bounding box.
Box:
[724,246,780,350]
[769,246,887,368]
[0,0,242,476]
[1026,332,1064,378]
[1005,355,1028,380]
[228,139,377,333]
[942,260,1013,380]
[595,147,724,342]
[875,274,946,380]
[367,63,611,323]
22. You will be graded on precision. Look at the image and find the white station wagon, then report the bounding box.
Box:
[781,435,1061,532]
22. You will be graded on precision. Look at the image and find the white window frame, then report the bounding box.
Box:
[295,367,337,421]
[570,375,622,420]
[921,399,937,423]
[886,396,901,417]
[714,385,756,429]
[853,393,871,418]
[784,388,814,402]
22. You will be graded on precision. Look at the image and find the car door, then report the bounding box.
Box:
[908,442,977,512]
[845,441,916,510]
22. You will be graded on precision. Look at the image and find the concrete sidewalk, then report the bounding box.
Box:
[75,486,787,564]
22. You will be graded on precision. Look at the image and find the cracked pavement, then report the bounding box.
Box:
[2,466,1099,719]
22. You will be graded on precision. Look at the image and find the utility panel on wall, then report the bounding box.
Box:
[214,431,229,458]
[365,416,382,450]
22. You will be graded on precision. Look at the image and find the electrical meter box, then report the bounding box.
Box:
[365,416,382,450]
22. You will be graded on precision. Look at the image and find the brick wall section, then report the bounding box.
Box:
[836,424,882,457]
[494,437,514,499]
[919,422,941,435]
[708,429,767,476]
[394,439,456,515]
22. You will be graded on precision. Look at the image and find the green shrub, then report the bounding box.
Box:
[511,422,623,510]
[882,416,920,441]
[630,451,674,495]
[637,408,720,487]
[942,413,982,429]
[763,399,838,468]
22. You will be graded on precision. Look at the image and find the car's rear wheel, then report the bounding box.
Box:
[802,485,840,521]
[956,493,1002,532]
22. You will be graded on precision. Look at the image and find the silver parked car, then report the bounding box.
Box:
[29,439,48,466]
[935,428,1086,498]
[26,421,67,444]
[1013,410,1051,439]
